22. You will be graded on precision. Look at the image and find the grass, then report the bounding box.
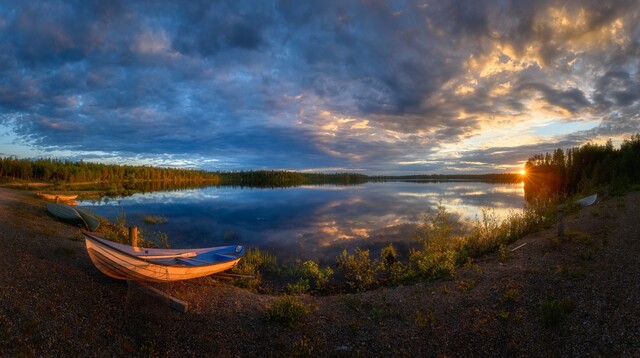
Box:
[497,244,512,263]
[456,279,478,292]
[142,215,167,225]
[500,288,521,305]
[539,297,576,327]
[230,247,278,291]
[415,309,437,328]
[264,296,310,326]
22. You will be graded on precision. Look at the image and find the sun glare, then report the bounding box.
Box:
[519,169,526,176]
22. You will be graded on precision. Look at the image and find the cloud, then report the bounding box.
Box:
[0,0,639,173]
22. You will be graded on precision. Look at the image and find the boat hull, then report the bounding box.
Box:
[37,192,78,201]
[46,203,100,231]
[84,233,243,282]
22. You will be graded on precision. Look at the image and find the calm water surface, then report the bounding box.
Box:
[78,181,524,263]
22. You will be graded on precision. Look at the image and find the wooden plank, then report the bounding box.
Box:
[128,281,189,313]
[510,242,528,252]
[214,272,255,279]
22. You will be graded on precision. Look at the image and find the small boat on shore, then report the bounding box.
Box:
[575,194,597,206]
[46,203,100,231]
[37,192,78,201]
[83,233,245,282]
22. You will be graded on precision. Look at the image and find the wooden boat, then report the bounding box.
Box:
[37,192,78,201]
[76,208,101,231]
[46,203,100,231]
[83,233,245,282]
[575,194,597,206]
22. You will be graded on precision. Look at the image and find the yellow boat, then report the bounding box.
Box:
[37,192,78,201]
[83,233,244,282]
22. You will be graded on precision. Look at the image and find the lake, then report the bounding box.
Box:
[78,180,525,263]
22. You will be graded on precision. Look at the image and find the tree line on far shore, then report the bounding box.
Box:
[7,131,639,194]
[524,134,640,200]
[0,158,368,187]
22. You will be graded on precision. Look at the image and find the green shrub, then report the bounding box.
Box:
[497,244,511,263]
[416,202,454,249]
[265,296,309,326]
[378,243,406,283]
[465,208,502,256]
[409,204,462,279]
[299,260,333,289]
[336,248,377,291]
[231,247,278,291]
[409,248,458,279]
[286,278,310,295]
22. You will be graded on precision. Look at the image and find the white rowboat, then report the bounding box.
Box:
[83,233,244,282]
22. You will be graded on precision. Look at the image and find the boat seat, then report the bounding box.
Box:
[214,253,237,261]
[176,258,198,266]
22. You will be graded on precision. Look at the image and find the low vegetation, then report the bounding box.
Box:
[229,247,279,292]
[232,196,563,295]
[538,297,576,327]
[13,133,639,297]
[264,296,310,327]
[142,215,168,225]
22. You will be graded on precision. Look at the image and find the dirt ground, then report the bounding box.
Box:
[0,186,638,357]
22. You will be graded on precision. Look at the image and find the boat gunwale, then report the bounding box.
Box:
[83,232,243,268]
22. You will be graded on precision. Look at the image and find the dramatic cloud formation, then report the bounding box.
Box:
[1,0,639,173]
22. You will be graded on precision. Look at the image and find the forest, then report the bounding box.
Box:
[0,158,367,188]
[524,134,640,200]
[4,133,639,193]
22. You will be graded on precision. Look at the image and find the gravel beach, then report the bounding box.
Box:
[1,186,638,356]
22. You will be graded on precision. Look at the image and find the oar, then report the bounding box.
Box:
[138,252,197,259]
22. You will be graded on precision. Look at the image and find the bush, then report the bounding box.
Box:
[336,248,377,291]
[286,278,310,295]
[231,247,278,291]
[265,296,309,326]
[378,243,405,283]
[465,208,502,257]
[409,205,463,279]
[409,248,458,279]
[299,260,333,289]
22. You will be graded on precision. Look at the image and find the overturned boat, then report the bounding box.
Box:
[46,203,100,231]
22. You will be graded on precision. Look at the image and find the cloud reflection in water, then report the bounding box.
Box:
[79,181,524,263]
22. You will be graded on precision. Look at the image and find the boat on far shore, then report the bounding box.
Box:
[37,192,78,202]
[83,232,245,282]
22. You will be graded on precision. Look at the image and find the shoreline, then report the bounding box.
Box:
[1,186,638,356]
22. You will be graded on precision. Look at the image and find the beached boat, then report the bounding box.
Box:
[76,208,101,231]
[83,233,245,282]
[37,192,78,201]
[575,194,597,206]
[46,203,100,231]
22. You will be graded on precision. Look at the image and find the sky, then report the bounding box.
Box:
[0,0,639,175]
